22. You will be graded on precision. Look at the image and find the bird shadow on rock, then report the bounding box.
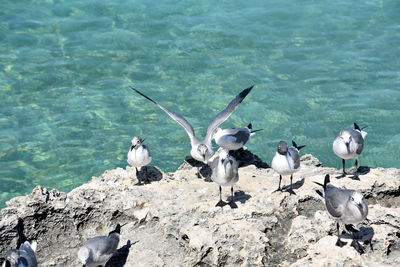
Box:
[106,240,137,267]
[183,156,212,181]
[229,148,269,169]
[282,177,305,192]
[341,226,375,253]
[227,190,252,205]
[349,166,371,180]
[336,166,370,180]
[137,166,163,184]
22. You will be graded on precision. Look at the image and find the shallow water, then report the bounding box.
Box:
[1,0,399,208]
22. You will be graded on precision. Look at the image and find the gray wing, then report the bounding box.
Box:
[209,156,220,172]
[288,147,300,169]
[142,144,151,156]
[325,186,351,219]
[351,130,364,155]
[84,236,118,256]
[131,88,197,143]
[230,129,250,144]
[220,128,250,144]
[205,86,254,143]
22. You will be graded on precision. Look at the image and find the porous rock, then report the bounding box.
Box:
[0,151,399,266]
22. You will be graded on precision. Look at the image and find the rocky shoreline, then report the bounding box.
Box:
[0,151,399,266]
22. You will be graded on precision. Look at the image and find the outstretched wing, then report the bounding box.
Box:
[205,85,254,143]
[131,88,197,143]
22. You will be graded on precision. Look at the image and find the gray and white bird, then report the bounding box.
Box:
[209,149,239,209]
[333,122,367,177]
[2,241,37,267]
[271,140,305,194]
[127,136,152,185]
[315,174,368,254]
[213,123,262,151]
[78,224,121,267]
[130,86,254,164]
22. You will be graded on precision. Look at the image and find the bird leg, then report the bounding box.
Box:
[345,224,359,233]
[216,186,227,208]
[196,166,202,179]
[335,222,347,247]
[229,186,238,209]
[135,167,142,185]
[346,224,365,254]
[273,175,282,193]
[355,159,359,171]
[351,238,365,254]
[336,159,347,178]
[342,159,347,175]
[287,174,296,195]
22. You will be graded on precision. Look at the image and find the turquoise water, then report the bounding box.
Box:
[1,0,399,208]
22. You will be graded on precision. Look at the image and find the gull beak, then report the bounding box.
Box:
[345,142,350,153]
[202,154,206,162]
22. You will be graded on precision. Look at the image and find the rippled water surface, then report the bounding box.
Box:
[1,0,400,207]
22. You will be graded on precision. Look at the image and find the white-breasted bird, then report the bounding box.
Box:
[2,241,37,267]
[271,140,305,194]
[127,136,152,185]
[209,149,239,209]
[213,123,262,151]
[78,224,121,267]
[315,174,368,254]
[130,86,254,164]
[333,122,367,176]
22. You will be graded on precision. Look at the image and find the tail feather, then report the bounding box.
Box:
[314,176,329,198]
[323,174,330,191]
[361,130,368,139]
[250,129,263,134]
[292,140,305,150]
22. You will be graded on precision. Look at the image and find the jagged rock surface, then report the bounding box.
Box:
[0,152,399,266]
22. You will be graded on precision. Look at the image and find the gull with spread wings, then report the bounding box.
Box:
[130,86,254,164]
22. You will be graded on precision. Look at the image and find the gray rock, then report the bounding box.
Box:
[0,152,399,266]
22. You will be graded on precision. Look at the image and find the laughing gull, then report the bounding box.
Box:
[130,86,254,165]
[213,123,263,151]
[333,122,367,177]
[209,149,239,209]
[2,241,37,267]
[78,224,121,267]
[127,136,152,185]
[315,174,368,254]
[271,140,305,194]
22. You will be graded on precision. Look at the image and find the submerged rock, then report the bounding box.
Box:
[0,151,399,266]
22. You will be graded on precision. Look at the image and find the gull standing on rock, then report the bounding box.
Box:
[78,224,121,267]
[130,86,254,164]
[315,174,368,254]
[213,123,262,151]
[2,241,37,267]
[271,140,305,194]
[127,136,152,185]
[210,149,239,209]
[333,122,367,177]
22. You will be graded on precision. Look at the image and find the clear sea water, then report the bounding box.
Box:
[1,0,399,208]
